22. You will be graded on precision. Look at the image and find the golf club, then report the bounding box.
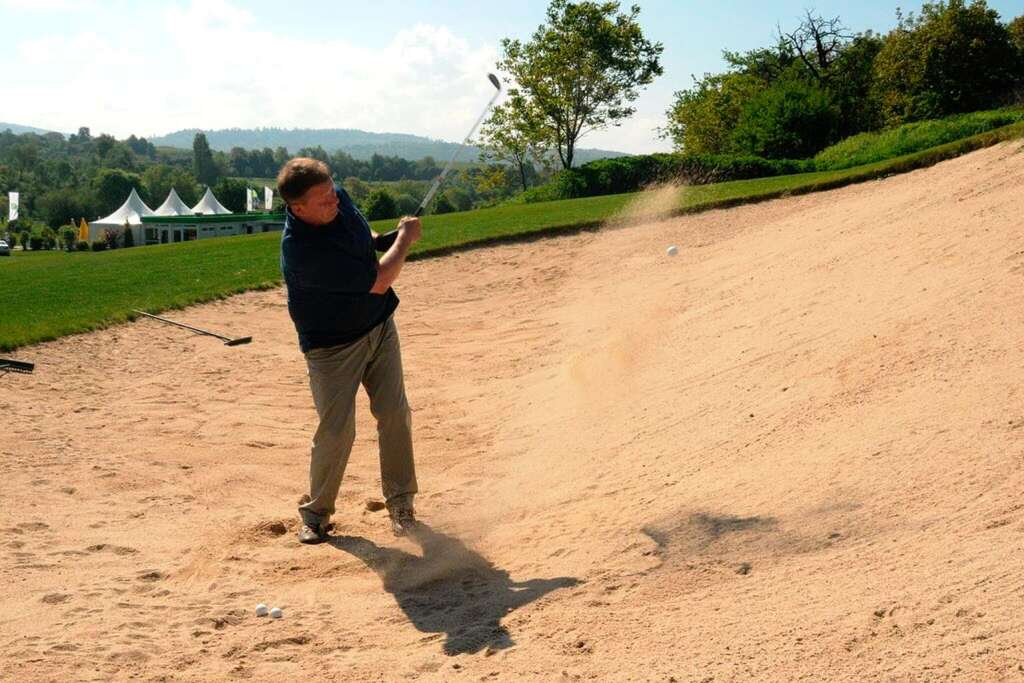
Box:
[414,73,502,217]
[133,310,252,346]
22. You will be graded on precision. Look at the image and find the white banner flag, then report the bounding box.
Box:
[8,192,18,221]
[264,186,273,211]
[245,188,254,212]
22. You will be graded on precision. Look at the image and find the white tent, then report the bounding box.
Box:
[153,188,194,216]
[192,187,232,215]
[89,188,155,243]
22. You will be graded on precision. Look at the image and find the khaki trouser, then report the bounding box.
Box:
[299,316,417,527]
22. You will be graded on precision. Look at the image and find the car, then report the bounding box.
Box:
[0,239,10,256]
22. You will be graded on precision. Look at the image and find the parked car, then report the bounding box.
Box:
[0,239,10,256]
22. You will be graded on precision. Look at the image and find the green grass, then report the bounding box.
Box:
[3,119,1023,352]
[814,108,1024,171]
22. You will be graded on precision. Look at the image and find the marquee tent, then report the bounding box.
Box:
[153,188,194,216]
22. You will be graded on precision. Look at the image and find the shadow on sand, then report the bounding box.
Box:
[328,523,578,655]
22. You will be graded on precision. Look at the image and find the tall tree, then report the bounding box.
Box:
[779,11,854,86]
[873,0,1021,124]
[498,0,663,169]
[192,132,218,185]
[478,93,546,192]
[93,168,142,215]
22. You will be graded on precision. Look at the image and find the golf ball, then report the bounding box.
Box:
[666,245,679,256]
[270,607,283,619]
[255,603,269,617]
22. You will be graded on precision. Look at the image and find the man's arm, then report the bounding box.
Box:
[369,217,421,294]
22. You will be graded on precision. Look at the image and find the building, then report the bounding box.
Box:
[89,186,282,246]
[140,212,285,245]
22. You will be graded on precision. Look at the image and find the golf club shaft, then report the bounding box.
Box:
[415,77,502,217]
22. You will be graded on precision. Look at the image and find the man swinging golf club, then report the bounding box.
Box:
[278,157,420,543]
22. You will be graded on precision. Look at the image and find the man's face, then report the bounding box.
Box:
[290,180,338,226]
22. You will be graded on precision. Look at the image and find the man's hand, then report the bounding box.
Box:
[370,217,420,294]
[397,216,422,244]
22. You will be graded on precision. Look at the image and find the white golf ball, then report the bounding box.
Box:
[270,607,283,619]
[255,603,269,617]
[666,245,679,256]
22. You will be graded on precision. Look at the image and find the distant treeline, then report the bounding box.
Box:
[0,127,538,231]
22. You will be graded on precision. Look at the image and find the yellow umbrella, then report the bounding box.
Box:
[78,218,89,242]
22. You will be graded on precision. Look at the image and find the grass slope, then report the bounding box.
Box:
[2,120,1022,352]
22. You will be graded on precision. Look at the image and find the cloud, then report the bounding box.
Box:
[3,0,666,153]
[4,0,499,145]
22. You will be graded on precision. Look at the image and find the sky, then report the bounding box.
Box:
[2,0,1022,154]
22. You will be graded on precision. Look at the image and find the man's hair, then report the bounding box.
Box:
[277,158,332,203]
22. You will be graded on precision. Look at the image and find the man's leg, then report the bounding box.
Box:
[299,339,370,536]
[362,317,418,519]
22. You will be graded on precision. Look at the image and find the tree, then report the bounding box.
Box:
[1010,15,1024,53]
[122,219,135,247]
[479,92,546,192]
[94,168,143,215]
[873,1,1022,124]
[730,78,840,158]
[363,189,397,220]
[193,132,219,185]
[663,72,764,153]
[498,0,663,169]
[780,11,854,86]
[212,178,248,213]
[38,188,91,229]
[142,165,200,207]
[828,32,886,136]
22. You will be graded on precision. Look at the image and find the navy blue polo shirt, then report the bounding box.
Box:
[280,187,399,353]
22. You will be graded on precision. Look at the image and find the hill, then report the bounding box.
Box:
[148,126,627,163]
[0,122,59,136]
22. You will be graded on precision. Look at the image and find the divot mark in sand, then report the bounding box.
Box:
[41,593,70,604]
[87,544,138,556]
[252,635,311,651]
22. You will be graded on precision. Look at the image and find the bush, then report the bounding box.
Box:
[814,108,1024,170]
[123,226,135,248]
[75,241,90,252]
[103,228,121,250]
[60,227,78,251]
[29,235,44,251]
[730,78,841,158]
[522,152,811,202]
[90,240,107,252]
[432,194,456,214]
[394,193,418,217]
[363,189,397,220]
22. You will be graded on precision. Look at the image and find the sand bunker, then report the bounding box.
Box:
[2,141,1023,681]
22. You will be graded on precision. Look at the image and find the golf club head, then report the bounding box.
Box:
[225,336,253,346]
[488,73,501,91]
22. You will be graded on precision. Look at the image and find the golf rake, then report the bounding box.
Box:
[133,310,252,346]
[0,358,34,375]
[414,73,502,217]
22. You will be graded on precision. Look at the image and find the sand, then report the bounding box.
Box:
[2,141,1023,681]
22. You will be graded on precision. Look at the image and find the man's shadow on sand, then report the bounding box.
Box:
[328,523,578,655]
